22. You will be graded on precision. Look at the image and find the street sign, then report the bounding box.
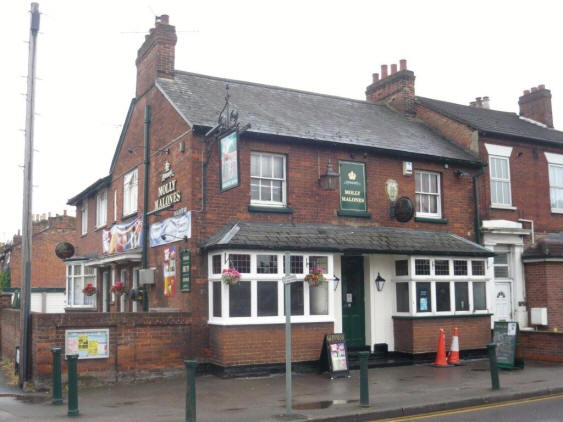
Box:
[282,274,297,284]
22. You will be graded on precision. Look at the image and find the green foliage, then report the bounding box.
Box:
[0,270,10,290]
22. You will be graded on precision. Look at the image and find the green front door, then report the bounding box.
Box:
[341,256,365,348]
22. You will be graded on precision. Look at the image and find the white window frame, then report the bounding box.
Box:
[250,152,287,207]
[113,189,118,222]
[66,261,96,309]
[393,256,489,317]
[81,201,88,235]
[96,189,108,228]
[485,144,514,209]
[123,168,138,217]
[415,170,442,218]
[208,250,334,325]
[545,153,563,213]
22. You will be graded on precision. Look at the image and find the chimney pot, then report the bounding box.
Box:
[381,64,388,79]
[524,90,530,95]
[531,87,538,93]
[399,59,407,71]
[159,15,169,24]
[391,64,398,74]
[64,209,67,216]
[538,84,545,90]
[372,73,379,83]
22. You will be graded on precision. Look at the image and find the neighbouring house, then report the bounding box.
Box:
[4,212,75,312]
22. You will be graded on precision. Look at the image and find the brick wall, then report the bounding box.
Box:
[209,323,333,366]
[524,262,563,330]
[0,309,21,361]
[520,331,563,362]
[393,316,491,354]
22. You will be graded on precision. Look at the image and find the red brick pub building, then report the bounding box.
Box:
[52,16,496,381]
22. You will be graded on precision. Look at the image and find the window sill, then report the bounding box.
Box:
[337,210,372,218]
[122,211,138,220]
[95,225,107,232]
[208,316,334,325]
[393,313,493,320]
[415,216,448,224]
[248,205,293,214]
[551,209,563,215]
[65,306,97,312]
[490,205,517,211]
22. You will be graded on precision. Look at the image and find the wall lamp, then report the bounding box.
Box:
[454,170,470,177]
[333,275,340,291]
[375,273,386,292]
[161,234,188,242]
[318,160,340,190]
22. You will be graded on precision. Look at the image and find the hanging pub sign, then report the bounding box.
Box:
[154,161,181,212]
[339,161,367,214]
[219,131,240,191]
[180,249,191,291]
[319,333,350,379]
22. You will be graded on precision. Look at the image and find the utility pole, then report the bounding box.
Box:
[19,2,40,388]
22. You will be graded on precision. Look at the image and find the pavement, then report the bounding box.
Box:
[0,359,562,421]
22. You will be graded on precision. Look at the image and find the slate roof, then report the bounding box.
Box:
[67,175,111,206]
[417,96,563,145]
[522,232,563,260]
[200,221,493,257]
[157,72,481,165]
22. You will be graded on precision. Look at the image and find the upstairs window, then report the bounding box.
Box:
[123,168,138,216]
[96,190,108,228]
[489,155,512,206]
[415,171,441,218]
[81,201,88,235]
[549,164,563,212]
[251,152,286,206]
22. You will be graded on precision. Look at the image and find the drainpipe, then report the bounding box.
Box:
[473,166,485,245]
[141,105,150,312]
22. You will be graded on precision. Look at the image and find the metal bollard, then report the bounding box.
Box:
[184,360,198,422]
[487,343,500,390]
[67,354,79,417]
[359,351,370,408]
[51,348,62,405]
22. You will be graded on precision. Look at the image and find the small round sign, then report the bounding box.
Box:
[395,197,414,223]
[55,242,75,260]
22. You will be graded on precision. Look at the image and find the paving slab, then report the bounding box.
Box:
[0,359,562,421]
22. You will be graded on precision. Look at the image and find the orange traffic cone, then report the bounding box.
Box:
[433,328,449,367]
[447,327,461,365]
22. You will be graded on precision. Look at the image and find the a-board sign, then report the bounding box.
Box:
[492,321,519,369]
[319,333,350,379]
[65,329,109,359]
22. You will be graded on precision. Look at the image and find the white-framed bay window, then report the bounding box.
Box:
[123,168,138,216]
[250,152,286,207]
[96,189,108,228]
[393,256,489,316]
[415,170,442,218]
[66,261,96,308]
[208,250,334,324]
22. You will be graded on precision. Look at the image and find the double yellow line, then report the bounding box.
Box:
[373,393,563,421]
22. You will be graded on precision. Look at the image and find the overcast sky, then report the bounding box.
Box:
[1,0,561,242]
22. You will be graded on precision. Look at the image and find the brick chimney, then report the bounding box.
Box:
[135,15,177,98]
[365,59,415,115]
[519,85,553,128]
[470,96,490,109]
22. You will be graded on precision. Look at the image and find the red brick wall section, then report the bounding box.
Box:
[0,309,21,361]
[393,316,491,354]
[525,262,563,330]
[209,323,333,366]
[520,331,563,362]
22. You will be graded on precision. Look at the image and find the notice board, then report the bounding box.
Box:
[319,333,350,379]
[65,329,109,359]
[492,321,519,369]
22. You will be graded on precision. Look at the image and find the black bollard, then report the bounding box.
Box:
[185,360,198,422]
[51,348,62,405]
[67,354,79,416]
[487,343,500,390]
[359,351,370,407]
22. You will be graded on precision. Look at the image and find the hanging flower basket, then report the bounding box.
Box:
[82,283,97,297]
[221,268,241,285]
[110,281,129,297]
[304,268,325,287]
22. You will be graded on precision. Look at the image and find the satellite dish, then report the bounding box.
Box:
[395,197,414,223]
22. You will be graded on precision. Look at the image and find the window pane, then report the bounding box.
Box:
[455,282,469,311]
[285,282,304,316]
[213,281,222,317]
[229,254,250,273]
[74,265,82,276]
[396,283,409,312]
[251,178,260,201]
[416,282,431,312]
[453,260,468,276]
[415,259,430,275]
[260,179,271,201]
[257,281,278,316]
[289,256,304,274]
[422,173,429,192]
[273,156,283,179]
[473,282,487,310]
[262,155,272,177]
[310,283,328,315]
[251,154,260,177]
[272,180,282,202]
[472,261,485,276]
[212,255,222,274]
[309,256,328,273]
[257,255,278,274]
[436,282,451,311]
[395,260,409,276]
[229,281,251,317]
[429,174,438,193]
[494,253,507,265]
[494,266,509,278]
[429,195,438,213]
[435,260,449,275]
[73,277,83,305]
[415,172,421,191]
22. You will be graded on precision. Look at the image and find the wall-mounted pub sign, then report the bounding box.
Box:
[180,249,191,291]
[220,131,240,191]
[154,161,181,212]
[339,161,367,213]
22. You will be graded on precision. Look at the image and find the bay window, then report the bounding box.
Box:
[209,251,333,324]
[66,262,96,308]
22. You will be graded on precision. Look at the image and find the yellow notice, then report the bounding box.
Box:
[88,340,98,356]
[78,335,88,351]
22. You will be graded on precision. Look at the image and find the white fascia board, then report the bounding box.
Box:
[485,143,513,157]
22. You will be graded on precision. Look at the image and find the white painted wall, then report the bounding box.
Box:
[333,254,343,333]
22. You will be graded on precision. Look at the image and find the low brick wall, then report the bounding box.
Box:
[209,323,333,366]
[520,330,563,362]
[0,309,192,386]
[393,315,491,354]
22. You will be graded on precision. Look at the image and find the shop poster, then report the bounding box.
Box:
[65,329,109,359]
[163,246,177,297]
[102,217,143,254]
